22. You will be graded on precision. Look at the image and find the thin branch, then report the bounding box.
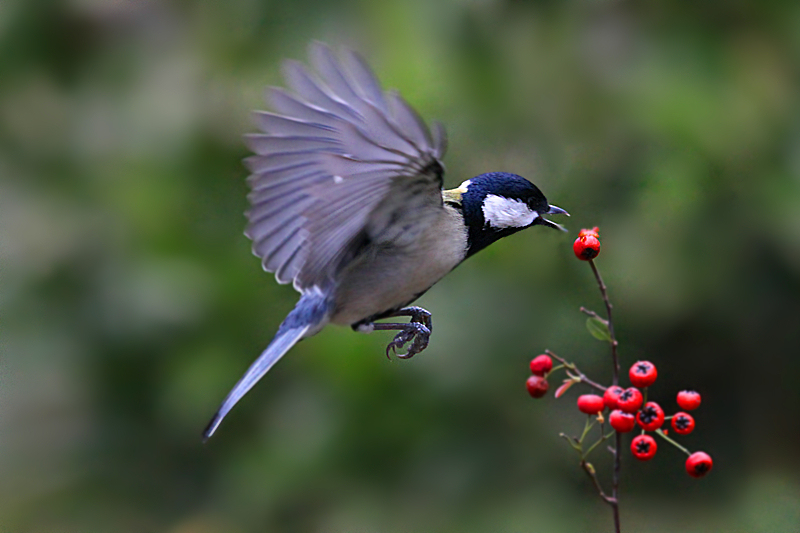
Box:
[580,460,616,505]
[546,350,608,392]
[579,416,594,443]
[612,432,621,533]
[589,259,621,533]
[559,433,582,452]
[580,307,607,324]
[584,431,614,458]
[589,260,620,384]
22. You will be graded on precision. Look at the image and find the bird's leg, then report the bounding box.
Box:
[368,307,433,360]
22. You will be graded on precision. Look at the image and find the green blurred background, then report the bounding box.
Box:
[3,0,800,531]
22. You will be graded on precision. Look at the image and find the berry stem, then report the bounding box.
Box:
[612,432,622,533]
[545,350,607,392]
[654,429,692,456]
[583,431,615,458]
[588,259,621,533]
[588,259,620,383]
[579,417,594,443]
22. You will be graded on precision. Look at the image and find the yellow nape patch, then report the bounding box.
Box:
[442,179,471,205]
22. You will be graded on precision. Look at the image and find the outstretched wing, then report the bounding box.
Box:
[245,42,447,292]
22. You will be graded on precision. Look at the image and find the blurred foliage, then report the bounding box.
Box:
[2,0,800,532]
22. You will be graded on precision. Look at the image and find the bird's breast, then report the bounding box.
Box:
[329,205,467,326]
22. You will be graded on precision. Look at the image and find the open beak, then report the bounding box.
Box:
[540,204,569,232]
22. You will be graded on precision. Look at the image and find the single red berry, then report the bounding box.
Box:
[526,375,549,398]
[577,394,605,415]
[609,410,636,432]
[629,361,657,388]
[671,412,696,435]
[617,387,643,413]
[603,386,624,410]
[631,434,658,460]
[677,390,702,411]
[573,233,601,261]
[529,354,553,376]
[686,451,713,478]
[636,401,665,431]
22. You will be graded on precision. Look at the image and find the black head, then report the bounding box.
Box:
[455,172,568,257]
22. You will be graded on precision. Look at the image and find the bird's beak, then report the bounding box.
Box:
[540,204,569,232]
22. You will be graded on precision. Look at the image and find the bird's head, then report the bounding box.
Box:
[444,172,569,258]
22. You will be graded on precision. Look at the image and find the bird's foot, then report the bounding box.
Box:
[362,306,434,360]
[385,321,430,360]
[402,306,432,331]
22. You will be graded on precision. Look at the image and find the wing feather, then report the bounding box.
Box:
[244,43,446,292]
[243,134,341,155]
[252,111,335,136]
[343,51,389,113]
[246,171,325,205]
[267,88,342,126]
[283,60,363,123]
[432,121,448,159]
[244,152,318,176]
[388,91,434,152]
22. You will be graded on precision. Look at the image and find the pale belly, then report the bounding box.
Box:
[329,207,467,326]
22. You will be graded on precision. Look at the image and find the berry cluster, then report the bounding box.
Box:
[527,356,713,477]
[526,355,553,398]
[524,227,714,531]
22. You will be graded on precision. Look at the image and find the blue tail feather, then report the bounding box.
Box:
[203,291,331,440]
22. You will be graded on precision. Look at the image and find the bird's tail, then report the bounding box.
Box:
[202,290,331,441]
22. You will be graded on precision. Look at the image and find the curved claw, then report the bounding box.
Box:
[385,323,430,360]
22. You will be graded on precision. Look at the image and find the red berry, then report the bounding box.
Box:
[577,394,605,415]
[635,401,665,431]
[529,354,553,376]
[617,387,643,413]
[603,386,624,410]
[526,375,549,398]
[609,410,636,432]
[629,361,657,388]
[631,434,657,460]
[677,390,702,411]
[685,451,713,478]
[671,412,696,435]
[573,232,601,261]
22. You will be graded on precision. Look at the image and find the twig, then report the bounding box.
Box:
[589,259,621,533]
[581,460,616,505]
[612,432,621,533]
[546,350,607,392]
[579,307,607,324]
[584,431,614,458]
[588,260,619,383]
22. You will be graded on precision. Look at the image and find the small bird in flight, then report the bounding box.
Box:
[203,42,568,440]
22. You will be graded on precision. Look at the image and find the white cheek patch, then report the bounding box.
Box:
[482,194,538,229]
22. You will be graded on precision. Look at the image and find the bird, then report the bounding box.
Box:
[203,42,568,440]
